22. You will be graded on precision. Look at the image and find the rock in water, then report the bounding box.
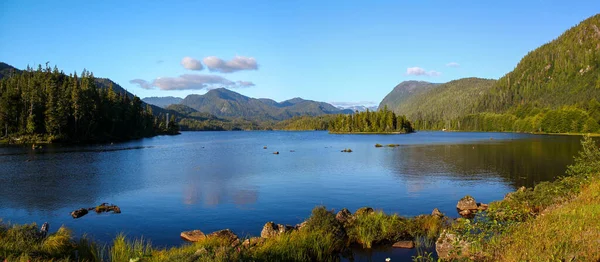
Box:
[392,240,415,249]
[181,230,206,242]
[456,195,478,211]
[71,208,89,219]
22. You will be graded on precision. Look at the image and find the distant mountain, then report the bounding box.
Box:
[180,88,353,121]
[336,105,378,112]
[142,96,184,108]
[378,81,440,110]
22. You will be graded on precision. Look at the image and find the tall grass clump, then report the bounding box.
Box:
[108,234,153,262]
[347,210,408,248]
[0,222,81,261]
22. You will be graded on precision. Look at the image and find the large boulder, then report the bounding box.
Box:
[456,196,478,211]
[436,230,471,260]
[180,230,206,242]
[335,208,353,224]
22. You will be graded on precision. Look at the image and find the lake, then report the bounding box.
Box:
[0,131,583,260]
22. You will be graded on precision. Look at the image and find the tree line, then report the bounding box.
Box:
[328,107,414,133]
[0,64,178,143]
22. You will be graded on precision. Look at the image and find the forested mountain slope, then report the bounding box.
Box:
[395,78,496,130]
[378,81,439,110]
[381,14,600,133]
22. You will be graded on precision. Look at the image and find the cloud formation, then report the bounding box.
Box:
[129,74,255,90]
[203,56,258,73]
[181,57,204,70]
[129,79,153,90]
[446,62,460,67]
[405,67,441,77]
[236,81,255,87]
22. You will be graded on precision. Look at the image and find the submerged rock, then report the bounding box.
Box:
[392,240,414,249]
[71,208,89,219]
[341,148,353,153]
[95,203,121,214]
[181,230,206,242]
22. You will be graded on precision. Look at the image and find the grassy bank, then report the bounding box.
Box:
[0,206,446,261]
[437,135,600,261]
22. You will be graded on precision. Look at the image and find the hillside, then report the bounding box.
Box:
[181,88,352,121]
[142,96,183,108]
[395,78,496,130]
[481,14,600,113]
[378,81,439,110]
[380,14,600,133]
[0,62,21,79]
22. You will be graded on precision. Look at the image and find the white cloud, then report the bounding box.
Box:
[203,56,258,73]
[236,81,255,87]
[446,62,460,67]
[129,79,154,90]
[405,67,441,77]
[130,74,255,90]
[181,57,204,70]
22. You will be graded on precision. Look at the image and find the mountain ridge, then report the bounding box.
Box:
[180,88,353,121]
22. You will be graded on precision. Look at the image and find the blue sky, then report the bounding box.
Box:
[1,1,599,107]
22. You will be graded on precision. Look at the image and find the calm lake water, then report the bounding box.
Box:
[0,131,582,260]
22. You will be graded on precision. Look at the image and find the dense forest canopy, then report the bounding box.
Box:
[0,64,178,143]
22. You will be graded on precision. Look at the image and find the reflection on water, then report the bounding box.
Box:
[0,131,583,259]
[389,137,580,189]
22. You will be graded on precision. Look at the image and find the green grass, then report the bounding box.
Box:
[487,179,600,261]
[439,135,600,261]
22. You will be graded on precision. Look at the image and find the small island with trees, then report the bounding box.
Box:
[328,106,414,134]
